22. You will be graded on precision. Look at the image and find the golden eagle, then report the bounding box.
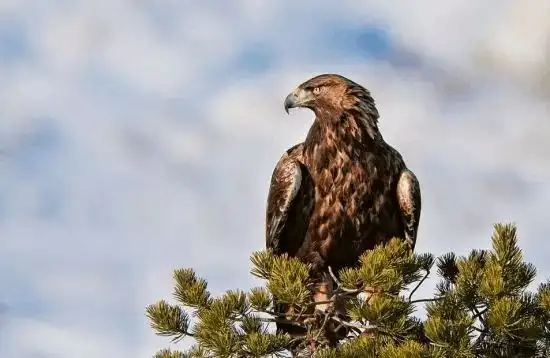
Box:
[265,74,421,340]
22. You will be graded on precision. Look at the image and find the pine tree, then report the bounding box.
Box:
[146,223,550,357]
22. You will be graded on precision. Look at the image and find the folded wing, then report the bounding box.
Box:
[396,169,422,250]
[265,143,312,256]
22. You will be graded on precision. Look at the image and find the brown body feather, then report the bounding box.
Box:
[265,74,421,344]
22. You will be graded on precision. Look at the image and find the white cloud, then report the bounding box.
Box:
[2,317,128,358]
[474,0,550,92]
[337,0,505,67]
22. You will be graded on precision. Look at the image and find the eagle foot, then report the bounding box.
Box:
[304,308,328,325]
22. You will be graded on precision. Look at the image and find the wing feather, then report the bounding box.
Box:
[265,144,310,254]
[396,169,421,250]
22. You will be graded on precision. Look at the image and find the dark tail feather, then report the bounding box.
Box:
[272,297,307,356]
[273,299,306,336]
[273,296,350,350]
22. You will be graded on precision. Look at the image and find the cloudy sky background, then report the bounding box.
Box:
[1,0,550,356]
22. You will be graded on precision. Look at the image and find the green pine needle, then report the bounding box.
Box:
[146,222,550,357]
[146,300,191,342]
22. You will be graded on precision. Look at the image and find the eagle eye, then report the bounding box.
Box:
[312,86,321,95]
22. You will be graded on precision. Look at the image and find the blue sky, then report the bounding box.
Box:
[1,1,550,357]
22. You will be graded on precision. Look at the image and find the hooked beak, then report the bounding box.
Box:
[284,88,313,114]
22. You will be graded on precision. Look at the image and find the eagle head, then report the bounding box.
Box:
[284,74,378,119]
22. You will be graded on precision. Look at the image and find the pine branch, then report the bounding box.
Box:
[408,269,429,301]
[146,222,550,357]
[472,306,487,326]
[328,266,364,295]
[153,348,187,358]
[331,316,377,332]
[146,300,193,342]
[410,297,441,304]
